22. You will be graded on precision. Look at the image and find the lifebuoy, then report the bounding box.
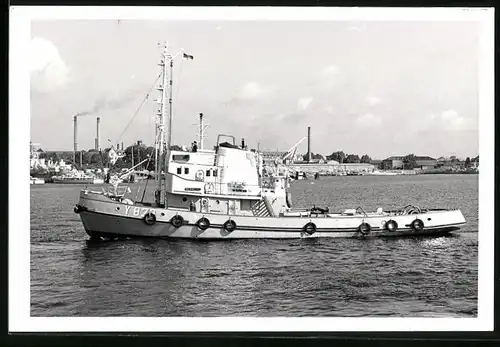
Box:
[411,219,424,231]
[223,219,237,232]
[170,215,184,228]
[204,183,215,194]
[385,220,398,232]
[144,212,156,225]
[196,217,210,231]
[286,192,292,208]
[358,222,371,235]
[303,222,316,235]
[195,170,204,181]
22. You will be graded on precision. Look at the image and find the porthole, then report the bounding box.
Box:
[161,213,165,216]
[182,197,187,202]
[116,207,120,211]
[216,200,220,204]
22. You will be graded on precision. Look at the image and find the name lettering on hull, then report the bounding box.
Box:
[123,206,156,217]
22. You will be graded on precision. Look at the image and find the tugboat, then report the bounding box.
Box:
[74,42,466,240]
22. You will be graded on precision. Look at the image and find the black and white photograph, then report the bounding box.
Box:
[9,6,494,332]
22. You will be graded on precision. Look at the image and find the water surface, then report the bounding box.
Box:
[31,174,478,317]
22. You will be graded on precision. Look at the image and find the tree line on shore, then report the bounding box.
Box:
[34,145,479,173]
[35,144,183,172]
[300,151,372,164]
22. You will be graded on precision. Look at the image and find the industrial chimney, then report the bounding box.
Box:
[307,126,311,162]
[96,117,100,151]
[73,115,78,164]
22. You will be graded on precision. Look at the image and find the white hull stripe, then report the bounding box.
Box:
[79,210,464,233]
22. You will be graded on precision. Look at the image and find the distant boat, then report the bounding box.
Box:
[30,176,45,185]
[369,170,400,176]
[52,171,104,184]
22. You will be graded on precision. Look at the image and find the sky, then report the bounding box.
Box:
[30,19,480,159]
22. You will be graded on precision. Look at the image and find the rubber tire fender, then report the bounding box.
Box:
[170,215,184,228]
[359,222,371,235]
[144,212,156,226]
[196,217,210,231]
[303,222,317,235]
[411,219,424,231]
[223,219,237,232]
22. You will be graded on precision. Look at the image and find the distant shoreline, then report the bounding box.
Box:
[419,170,478,175]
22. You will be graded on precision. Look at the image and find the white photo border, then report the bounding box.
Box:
[9,6,495,332]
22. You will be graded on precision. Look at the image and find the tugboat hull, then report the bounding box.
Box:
[76,191,466,240]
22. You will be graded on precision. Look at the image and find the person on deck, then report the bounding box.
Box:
[192,141,198,152]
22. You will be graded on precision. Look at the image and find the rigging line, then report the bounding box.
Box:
[115,72,162,144]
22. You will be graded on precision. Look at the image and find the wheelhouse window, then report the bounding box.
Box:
[184,167,189,174]
[176,167,182,174]
[206,170,211,177]
[213,169,218,177]
[172,154,190,163]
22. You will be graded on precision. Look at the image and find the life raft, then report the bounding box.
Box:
[311,206,329,214]
[170,215,184,228]
[143,212,156,225]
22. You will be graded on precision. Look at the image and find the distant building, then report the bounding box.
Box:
[381,156,405,169]
[261,151,301,165]
[470,157,479,169]
[381,156,437,169]
[415,156,437,168]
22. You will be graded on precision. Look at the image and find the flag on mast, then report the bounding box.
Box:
[183,53,194,60]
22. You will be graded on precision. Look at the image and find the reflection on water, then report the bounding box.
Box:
[31,175,478,317]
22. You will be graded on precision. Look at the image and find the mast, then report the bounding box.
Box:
[199,113,204,150]
[154,42,193,205]
[131,143,134,167]
[154,42,169,204]
[164,57,173,194]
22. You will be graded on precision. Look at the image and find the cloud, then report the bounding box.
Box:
[356,113,382,126]
[297,97,313,111]
[439,109,473,131]
[319,65,340,91]
[30,37,70,92]
[237,82,271,100]
[321,65,339,77]
[348,24,367,32]
[225,82,275,106]
[367,96,382,106]
[324,106,334,114]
